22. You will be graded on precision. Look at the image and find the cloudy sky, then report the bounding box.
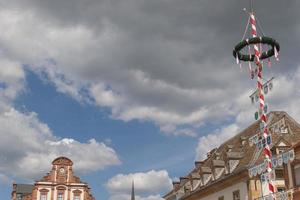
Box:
[0,0,300,199]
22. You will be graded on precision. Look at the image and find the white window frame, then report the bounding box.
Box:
[40,193,47,200]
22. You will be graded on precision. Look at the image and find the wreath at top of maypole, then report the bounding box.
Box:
[232,5,280,70]
[233,36,280,62]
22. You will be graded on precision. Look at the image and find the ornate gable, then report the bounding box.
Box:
[39,156,82,183]
[52,157,73,166]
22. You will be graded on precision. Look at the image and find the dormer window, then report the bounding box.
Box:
[227,145,234,152]
[240,136,247,146]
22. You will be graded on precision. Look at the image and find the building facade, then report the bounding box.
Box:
[284,141,300,199]
[163,111,300,200]
[12,157,95,200]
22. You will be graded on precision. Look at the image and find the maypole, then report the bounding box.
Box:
[250,12,275,198]
[232,2,280,199]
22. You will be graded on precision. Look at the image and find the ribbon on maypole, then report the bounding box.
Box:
[250,13,275,198]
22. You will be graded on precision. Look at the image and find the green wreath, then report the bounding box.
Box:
[233,36,280,62]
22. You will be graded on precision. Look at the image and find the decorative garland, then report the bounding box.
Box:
[233,36,280,62]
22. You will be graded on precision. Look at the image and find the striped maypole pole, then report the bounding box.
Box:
[250,13,275,198]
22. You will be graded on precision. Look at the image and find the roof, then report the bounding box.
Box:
[15,184,33,194]
[163,111,300,199]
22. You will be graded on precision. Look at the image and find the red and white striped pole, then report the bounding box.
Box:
[250,13,275,198]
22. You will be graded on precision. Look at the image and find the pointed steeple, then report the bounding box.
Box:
[131,180,135,200]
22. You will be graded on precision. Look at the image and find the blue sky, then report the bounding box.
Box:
[0,0,300,200]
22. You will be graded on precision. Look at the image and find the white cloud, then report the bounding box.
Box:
[0,58,25,111]
[160,124,197,137]
[0,108,120,180]
[90,83,123,107]
[106,170,172,199]
[0,6,241,136]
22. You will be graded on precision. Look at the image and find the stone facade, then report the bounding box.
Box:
[12,157,95,200]
[163,111,300,200]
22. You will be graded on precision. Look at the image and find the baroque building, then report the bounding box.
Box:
[12,157,95,200]
[163,111,300,200]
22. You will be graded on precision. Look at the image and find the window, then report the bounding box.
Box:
[17,194,22,200]
[40,193,47,200]
[73,195,80,200]
[275,169,284,179]
[278,149,285,154]
[277,187,285,192]
[233,190,240,200]
[72,190,82,200]
[218,196,224,200]
[57,193,64,200]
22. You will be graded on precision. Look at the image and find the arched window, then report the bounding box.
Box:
[72,190,82,200]
[40,193,47,200]
[73,195,80,200]
[39,189,49,200]
[57,192,64,200]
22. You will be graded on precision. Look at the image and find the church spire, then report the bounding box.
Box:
[131,180,135,200]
